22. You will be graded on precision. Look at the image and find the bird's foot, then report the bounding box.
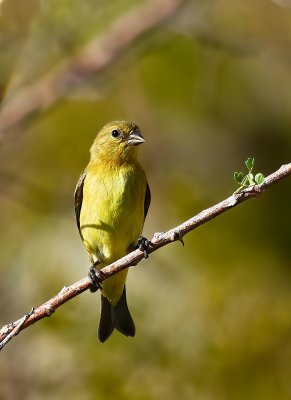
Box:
[137,236,151,259]
[88,262,103,293]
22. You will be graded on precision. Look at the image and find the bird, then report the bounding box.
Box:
[74,121,151,342]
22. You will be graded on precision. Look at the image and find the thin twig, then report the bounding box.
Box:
[0,310,33,351]
[0,162,290,350]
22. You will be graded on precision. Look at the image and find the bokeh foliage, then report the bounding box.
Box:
[0,1,291,399]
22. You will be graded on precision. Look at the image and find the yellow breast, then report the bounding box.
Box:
[80,161,146,304]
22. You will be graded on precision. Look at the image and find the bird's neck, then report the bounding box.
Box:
[89,146,139,168]
[88,151,139,172]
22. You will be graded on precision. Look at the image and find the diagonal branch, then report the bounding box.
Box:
[0,0,184,136]
[0,162,290,350]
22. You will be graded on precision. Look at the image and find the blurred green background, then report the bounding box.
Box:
[0,0,291,399]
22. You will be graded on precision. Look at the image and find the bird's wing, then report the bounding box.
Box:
[144,180,151,220]
[74,171,86,238]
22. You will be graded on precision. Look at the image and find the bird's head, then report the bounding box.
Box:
[90,121,145,164]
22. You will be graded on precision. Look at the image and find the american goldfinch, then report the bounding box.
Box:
[75,121,150,342]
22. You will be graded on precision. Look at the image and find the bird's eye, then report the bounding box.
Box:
[111,129,120,138]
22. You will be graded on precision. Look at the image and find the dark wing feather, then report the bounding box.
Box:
[74,172,86,238]
[144,180,151,220]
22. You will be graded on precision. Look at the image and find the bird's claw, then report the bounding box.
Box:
[88,263,103,293]
[137,236,151,259]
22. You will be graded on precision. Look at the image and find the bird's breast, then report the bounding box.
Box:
[80,164,146,264]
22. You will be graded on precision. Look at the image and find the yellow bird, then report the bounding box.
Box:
[74,121,150,342]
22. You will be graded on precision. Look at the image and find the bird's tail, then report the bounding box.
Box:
[98,287,135,343]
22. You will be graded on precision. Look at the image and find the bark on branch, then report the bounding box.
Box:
[0,162,290,350]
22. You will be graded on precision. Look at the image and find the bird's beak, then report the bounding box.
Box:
[127,131,145,146]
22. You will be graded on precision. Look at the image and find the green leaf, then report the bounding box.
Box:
[245,157,255,172]
[234,171,244,184]
[255,173,265,185]
[248,173,255,185]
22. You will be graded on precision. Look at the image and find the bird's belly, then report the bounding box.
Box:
[80,179,144,264]
[82,218,139,264]
[79,168,145,304]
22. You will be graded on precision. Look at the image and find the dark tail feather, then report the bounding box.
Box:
[112,287,135,337]
[98,295,114,343]
[98,287,135,342]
